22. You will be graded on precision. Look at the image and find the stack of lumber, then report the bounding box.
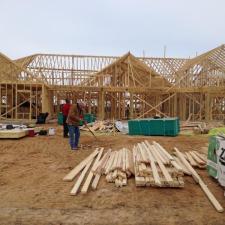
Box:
[174,147,224,213]
[63,143,224,213]
[133,141,184,188]
[103,148,134,187]
[63,147,134,195]
[174,150,207,169]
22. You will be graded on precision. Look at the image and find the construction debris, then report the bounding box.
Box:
[81,120,115,133]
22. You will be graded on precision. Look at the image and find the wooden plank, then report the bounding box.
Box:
[136,146,142,164]
[174,147,199,181]
[63,149,99,181]
[170,159,183,173]
[189,151,205,165]
[149,144,173,184]
[133,147,145,186]
[174,147,224,213]
[142,142,161,186]
[111,150,119,171]
[193,151,207,162]
[148,143,167,165]
[173,156,191,175]
[94,149,112,174]
[185,152,198,167]
[122,148,126,172]
[105,151,115,174]
[150,142,169,163]
[138,143,149,163]
[101,149,112,172]
[152,141,173,161]
[126,148,135,175]
[199,179,224,213]
[80,148,104,194]
[91,173,101,190]
[116,149,123,170]
[70,159,93,195]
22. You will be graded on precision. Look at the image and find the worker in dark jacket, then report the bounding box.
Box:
[62,99,71,138]
[66,104,86,150]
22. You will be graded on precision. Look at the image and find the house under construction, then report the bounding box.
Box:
[0,44,225,121]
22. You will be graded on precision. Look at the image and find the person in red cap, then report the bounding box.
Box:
[62,99,71,137]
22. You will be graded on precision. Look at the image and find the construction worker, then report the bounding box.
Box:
[125,104,130,120]
[66,103,86,150]
[62,99,71,138]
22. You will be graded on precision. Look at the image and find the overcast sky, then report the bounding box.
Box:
[0,0,224,59]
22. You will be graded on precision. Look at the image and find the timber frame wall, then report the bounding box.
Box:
[1,44,225,121]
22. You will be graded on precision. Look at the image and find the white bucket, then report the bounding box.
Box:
[48,128,55,136]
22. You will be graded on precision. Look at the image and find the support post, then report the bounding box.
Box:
[42,85,53,118]
[98,89,104,120]
[205,93,212,121]
[130,92,134,119]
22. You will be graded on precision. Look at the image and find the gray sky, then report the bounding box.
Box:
[0,0,224,59]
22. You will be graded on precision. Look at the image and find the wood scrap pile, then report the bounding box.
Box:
[133,141,184,187]
[81,120,115,133]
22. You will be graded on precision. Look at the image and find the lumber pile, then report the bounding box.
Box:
[103,148,134,187]
[175,150,207,169]
[133,141,184,187]
[63,142,223,213]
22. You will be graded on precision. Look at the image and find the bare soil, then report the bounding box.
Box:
[0,124,224,225]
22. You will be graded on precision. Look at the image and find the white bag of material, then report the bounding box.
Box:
[115,121,128,134]
[217,139,225,187]
[48,128,55,136]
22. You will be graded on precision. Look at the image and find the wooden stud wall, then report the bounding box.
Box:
[1,44,225,121]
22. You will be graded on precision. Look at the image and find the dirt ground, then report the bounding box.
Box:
[0,124,225,225]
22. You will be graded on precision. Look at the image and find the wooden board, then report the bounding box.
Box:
[174,147,224,213]
[91,174,101,190]
[173,156,191,175]
[105,151,116,174]
[152,141,173,162]
[150,145,173,184]
[81,148,104,194]
[70,159,93,195]
[142,142,161,186]
[189,151,205,165]
[185,152,198,167]
[193,151,207,162]
[63,149,99,181]
[0,129,28,139]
